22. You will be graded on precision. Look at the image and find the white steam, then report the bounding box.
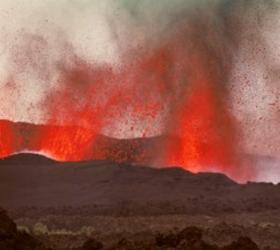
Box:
[0,0,279,181]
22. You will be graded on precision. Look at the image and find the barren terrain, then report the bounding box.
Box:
[0,153,280,249]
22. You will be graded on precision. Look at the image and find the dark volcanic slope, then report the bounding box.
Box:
[0,119,171,164]
[0,153,280,215]
[1,119,280,184]
[0,153,56,165]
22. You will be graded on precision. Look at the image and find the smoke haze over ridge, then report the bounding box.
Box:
[0,0,279,182]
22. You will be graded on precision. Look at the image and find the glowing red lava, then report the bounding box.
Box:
[0,120,16,158]
[0,16,252,183]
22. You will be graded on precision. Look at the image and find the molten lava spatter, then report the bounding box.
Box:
[0,10,253,183]
[35,126,95,161]
[0,121,16,158]
[164,22,240,175]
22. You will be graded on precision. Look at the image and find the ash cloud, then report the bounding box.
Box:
[0,0,279,181]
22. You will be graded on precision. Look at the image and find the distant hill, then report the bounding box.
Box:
[0,119,280,184]
[0,119,171,164]
[0,153,56,165]
[0,153,280,217]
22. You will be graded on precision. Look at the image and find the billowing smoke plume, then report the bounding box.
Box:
[0,0,279,183]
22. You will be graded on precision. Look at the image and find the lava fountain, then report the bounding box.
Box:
[0,1,278,183]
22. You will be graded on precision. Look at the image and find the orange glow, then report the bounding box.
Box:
[0,17,254,183]
[0,120,15,158]
[36,126,95,161]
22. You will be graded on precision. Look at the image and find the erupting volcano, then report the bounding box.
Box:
[0,0,279,184]
[0,24,243,181]
[1,2,280,250]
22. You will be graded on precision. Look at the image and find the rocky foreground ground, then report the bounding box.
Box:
[1,153,280,249]
[0,207,266,250]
